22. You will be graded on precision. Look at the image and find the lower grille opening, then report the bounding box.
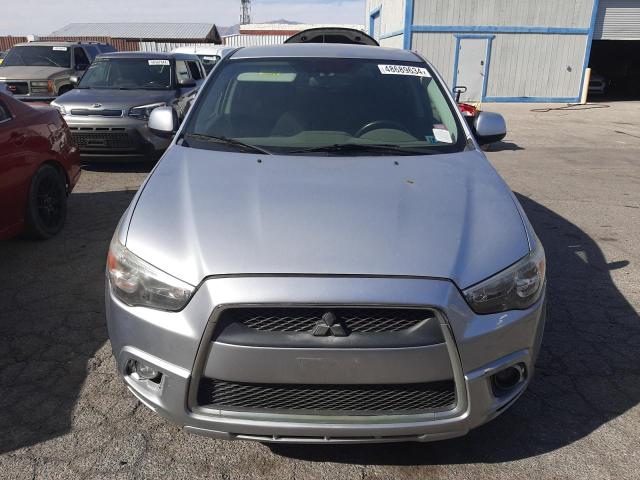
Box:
[198,379,456,415]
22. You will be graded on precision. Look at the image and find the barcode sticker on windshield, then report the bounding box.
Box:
[378,64,430,77]
[149,59,170,66]
[52,47,68,51]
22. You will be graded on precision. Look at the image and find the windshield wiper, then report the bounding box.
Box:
[289,143,440,156]
[181,133,273,155]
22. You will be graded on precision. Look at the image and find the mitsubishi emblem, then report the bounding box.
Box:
[312,312,348,337]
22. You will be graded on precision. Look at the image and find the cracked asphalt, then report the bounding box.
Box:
[1,102,639,479]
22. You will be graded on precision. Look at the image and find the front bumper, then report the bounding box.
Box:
[63,115,171,161]
[106,276,546,443]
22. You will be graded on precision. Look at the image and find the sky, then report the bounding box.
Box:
[0,0,365,36]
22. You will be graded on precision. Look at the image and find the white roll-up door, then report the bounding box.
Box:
[594,0,640,39]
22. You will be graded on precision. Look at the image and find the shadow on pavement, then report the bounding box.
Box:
[484,141,524,152]
[270,193,639,464]
[0,190,135,454]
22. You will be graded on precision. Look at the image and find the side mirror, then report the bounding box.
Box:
[453,85,467,102]
[473,111,507,146]
[69,76,79,85]
[148,106,178,138]
[178,78,197,89]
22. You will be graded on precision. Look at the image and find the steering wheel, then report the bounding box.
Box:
[355,120,410,138]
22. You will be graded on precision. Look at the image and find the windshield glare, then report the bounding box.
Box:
[2,46,71,68]
[79,58,173,90]
[184,57,464,155]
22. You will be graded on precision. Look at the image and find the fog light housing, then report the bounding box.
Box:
[127,359,162,383]
[492,363,526,393]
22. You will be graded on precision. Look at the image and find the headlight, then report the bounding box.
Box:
[463,238,546,314]
[31,80,54,92]
[50,101,66,115]
[128,102,166,120]
[107,238,195,311]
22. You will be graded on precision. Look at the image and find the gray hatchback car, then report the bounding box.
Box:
[52,52,205,161]
[106,44,546,443]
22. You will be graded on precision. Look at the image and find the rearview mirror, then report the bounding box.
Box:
[473,111,507,146]
[148,107,178,138]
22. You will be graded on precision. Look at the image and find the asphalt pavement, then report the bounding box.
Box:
[0,101,639,479]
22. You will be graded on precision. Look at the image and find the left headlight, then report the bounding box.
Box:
[463,237,546,314]
[107,237,195,311]
[128,102,167,120]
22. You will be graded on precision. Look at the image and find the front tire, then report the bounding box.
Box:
[24,164,67,240]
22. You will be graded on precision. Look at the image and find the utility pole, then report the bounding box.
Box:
[240,0,251,25]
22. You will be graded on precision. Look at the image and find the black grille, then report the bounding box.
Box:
[70,109,123,117]
[228,307,433,333]
[6,82,29,95]
[198,379,456,414]
[71,131,132,150]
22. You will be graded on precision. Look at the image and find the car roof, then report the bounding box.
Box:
[172,45,235,55]
[13,41,108,47]
[97,51,200,61]
[230,43,422,62]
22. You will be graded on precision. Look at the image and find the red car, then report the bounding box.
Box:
[0,91,80,240]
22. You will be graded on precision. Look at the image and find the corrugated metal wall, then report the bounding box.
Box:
[408,0,596,100]
[138,41,218,52]
[413,0,593,28]
[380,34,405,48]
[37,36,138,51]
[485,34,587,98]
[222,34,289,47]
[366,0,406,37]
[595,0,640,39]
[411,33,458,85]
[0,36,28,51]
[412,30,588,99]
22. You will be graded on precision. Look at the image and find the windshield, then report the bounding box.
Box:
[183,57,465,155]
[78,58,173,90]
[2,45,71,68]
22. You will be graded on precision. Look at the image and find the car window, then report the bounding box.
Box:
[78,58,173,90]
[187,61,203,80]
[0,100,11,122]
[83,45,99,60]
[2,45,71,68]
[199,55,221,74]
[183,57,465,155]
[175,60,191,83]
[74,47,90,68]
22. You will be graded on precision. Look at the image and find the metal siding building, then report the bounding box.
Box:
[365,0,640,102]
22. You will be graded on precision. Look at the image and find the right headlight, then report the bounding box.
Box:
[463,238,546,314]
[107,237,195,312]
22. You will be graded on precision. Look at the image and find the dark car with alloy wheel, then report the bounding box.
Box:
[0,91,81,240]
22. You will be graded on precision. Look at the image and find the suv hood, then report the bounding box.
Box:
[55,88,176,109]
[0,66,69,80]
[126,146,529,289]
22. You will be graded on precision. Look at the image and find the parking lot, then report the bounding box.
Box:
[0,101,639,479]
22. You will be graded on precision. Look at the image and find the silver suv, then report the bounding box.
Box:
[106,43,546,444]
[52,52,205,161]
[0,41,114,101]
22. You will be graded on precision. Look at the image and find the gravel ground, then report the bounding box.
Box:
[1,101,639,479]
